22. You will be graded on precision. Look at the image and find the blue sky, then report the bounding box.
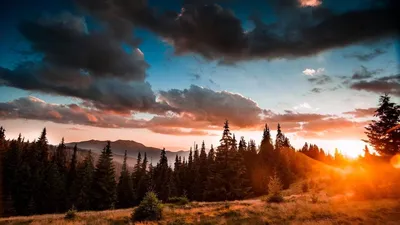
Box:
[0,0,398,156]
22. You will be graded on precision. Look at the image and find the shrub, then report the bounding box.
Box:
[167,196,190,205]
[311,192,319,203]
[267,194,284,203]
[131,191,163,222]
[64,206,77,220]
[266,171,284,203]
[302,182,309,193]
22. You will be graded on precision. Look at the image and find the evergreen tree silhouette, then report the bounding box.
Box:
[66,144,78,209]
[90,141,116,210]
[116,150,134,208]
[153,148,172,201]
[364,94,400,155]
[73,150,94,210]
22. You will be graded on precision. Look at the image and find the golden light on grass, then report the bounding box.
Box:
[390,154,400,169]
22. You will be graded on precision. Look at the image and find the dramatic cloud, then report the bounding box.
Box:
[0,96,147,128]
[344,48,387,61]
[298,118,368,139]
[75,0,399,62]
[351,66,383,80]
[350,74,400,96]
[147,127,215,136]
[0,13,175,115]
[18,13,148,81]
[159,85,263,128]
[307,75,333,85]
[343,108,377,118]
[0,66,169,114]
[302,68,325,76]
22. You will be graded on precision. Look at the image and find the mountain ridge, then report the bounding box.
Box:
[65,139,190,165]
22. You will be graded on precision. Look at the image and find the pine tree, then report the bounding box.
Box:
[53,138,67,211]
[0,127,5,216]
[90,141,116,210]
[185,147,194,199]
[153,148,172,201]
[117,150,135,208]
[32,128,51,214]
[136,153,150,203]
[12,151,32,215]
[207,145,215,165]
[258,124,276,195]
[40,159,64,213]
[206,120,236,201]
[193,141,208,201]
[132,152,142,204]
[275,124,286,150]
[73,150,94,210]
[364,94,400,155]
[66,144,78,208]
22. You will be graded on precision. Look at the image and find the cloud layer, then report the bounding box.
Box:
[75,0,399,63]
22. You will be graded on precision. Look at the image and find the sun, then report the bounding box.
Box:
[334,140,367,158]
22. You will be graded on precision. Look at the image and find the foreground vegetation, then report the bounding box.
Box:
[1,193,399,225]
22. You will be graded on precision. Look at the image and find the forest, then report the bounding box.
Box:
[0,94,399,217]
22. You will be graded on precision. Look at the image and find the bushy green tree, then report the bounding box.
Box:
[131,191,162,222]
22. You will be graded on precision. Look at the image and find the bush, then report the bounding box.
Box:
[131,191,163,222]
[302,182,309,193]
[311,192,319,203]
[267,194,284,203]
[167,196,190,205]
[268,172,283,196]
[266,171,284,203]
[64,206,77,220]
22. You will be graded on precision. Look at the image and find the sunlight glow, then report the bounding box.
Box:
[334,140,366,158]
[390,154,400,169]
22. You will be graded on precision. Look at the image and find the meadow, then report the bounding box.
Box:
[1,181,400,225]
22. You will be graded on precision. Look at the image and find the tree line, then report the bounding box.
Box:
[0,94,398,217]
[0,121,312,216]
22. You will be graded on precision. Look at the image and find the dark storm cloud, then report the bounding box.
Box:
[350,74,400,96]
[307,75,332,85]
[351,66,383,80]
[158,85,263,128]
[0,65,171,114]
[344,48,387,62]
[19,12,148,81]
[0,13,172,114]
[75,0,398,62]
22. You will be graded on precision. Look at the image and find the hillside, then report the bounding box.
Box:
[1,191,399,224]
[66,139,190,166]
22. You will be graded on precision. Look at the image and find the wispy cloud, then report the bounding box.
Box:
[302,68,325,76]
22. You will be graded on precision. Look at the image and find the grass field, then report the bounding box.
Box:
[1,193,399,225]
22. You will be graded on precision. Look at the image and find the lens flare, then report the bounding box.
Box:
[390,154,400,169]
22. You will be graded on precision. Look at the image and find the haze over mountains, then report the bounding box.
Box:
[66,139,190,166]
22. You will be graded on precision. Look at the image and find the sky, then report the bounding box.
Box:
[0,0,399,157]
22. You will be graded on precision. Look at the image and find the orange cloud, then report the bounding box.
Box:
[48,110,62,119]
[86,113,98,122]
[299,0,322,7]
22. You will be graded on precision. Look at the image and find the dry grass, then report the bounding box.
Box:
[1,195,399,225]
